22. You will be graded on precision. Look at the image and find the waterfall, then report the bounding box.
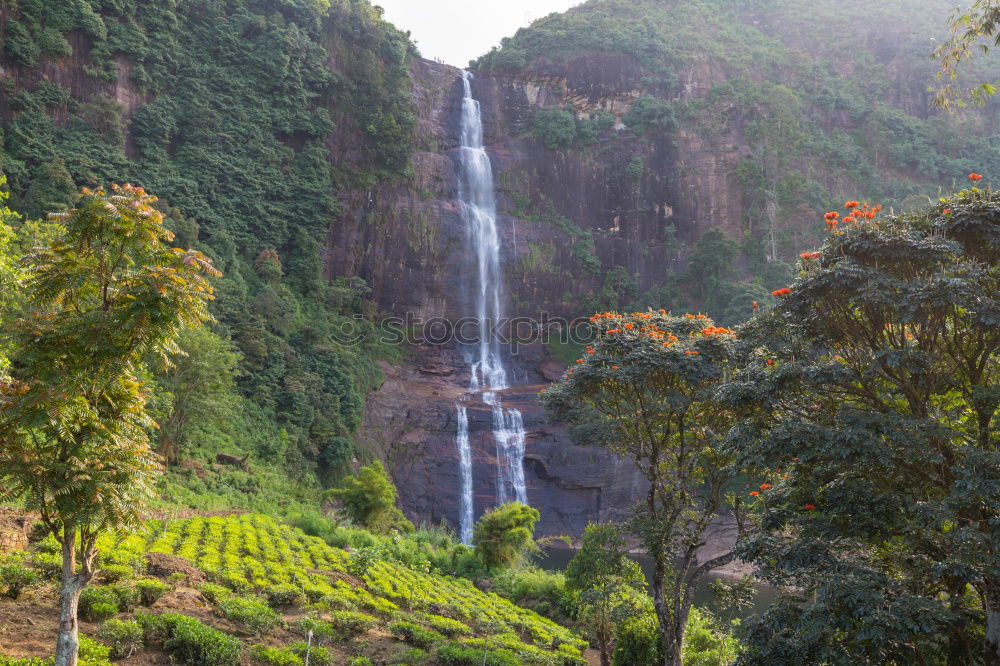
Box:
[455,406,473,545]
[452,71,528,545]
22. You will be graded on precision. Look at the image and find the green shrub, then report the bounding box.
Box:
[217,595,280,635]
[472,502,540,570]
[492,567,568,617]
[248,644,303,666]
[532,108,577,149]
[0,657,51,665]
[391,647,429,665]
[359,595,398,616]
[680,608,741,665]
[0,562,38,599]
[87,603,118,623]
[265,582,304,608]
[435,642,519,666]
[80,587,120,622]
[151,613,243,666]
[328,610,377,641]
[623,95,676,134]
[326,461,414,534]
[29,551,62,579]
[98,618,144,659]
[419,614,470,637]
[220,572,251,594]
[348,659,373,666]
[110,583,140,612]
[287,642,332,666]
[389,621,445,648]
[198,583,231,604]
[136,579,171,606]
[79,635,113,665]
[612,613,662,666]
[98,565,134,584]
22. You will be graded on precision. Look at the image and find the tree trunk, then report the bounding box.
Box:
[651,553,682,666]
[986,581,1000,666]
[54,530,93,666]
[598,632,611,666]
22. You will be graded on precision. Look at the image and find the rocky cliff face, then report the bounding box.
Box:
[333,59,651,537]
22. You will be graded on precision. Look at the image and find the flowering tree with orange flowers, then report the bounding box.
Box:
[541,310,754,666]
[724,180,1000,664]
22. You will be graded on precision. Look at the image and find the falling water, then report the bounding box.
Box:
[453,71,528,544]
[455,406,473,545]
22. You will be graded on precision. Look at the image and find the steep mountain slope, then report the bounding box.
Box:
[0,0,418,493]
[468,0,1000,323]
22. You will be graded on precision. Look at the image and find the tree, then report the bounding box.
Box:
[532,108,578,149]
[153,326,241,462]
[542,310,752,666]
[472,502,540,570]
[0,177,22,374]
[935,0,1000,108]
[326,460,414,534]
[565,523,647,666]
[0,184,219,666]
[724,190,1000,664]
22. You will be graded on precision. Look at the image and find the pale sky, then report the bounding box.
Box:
[378,0,584,67]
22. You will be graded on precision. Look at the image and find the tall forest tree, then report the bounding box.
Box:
[542,310,752,666]
[0,185,219,666]
[725,188,1000,664]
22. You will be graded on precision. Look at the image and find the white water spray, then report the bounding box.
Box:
[453,71,528,544]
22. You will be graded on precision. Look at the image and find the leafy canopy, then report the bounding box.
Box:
[725,186,1000,664]
[326,460,414,534]
[542,309,751,665]
[565,523,647,666]
[472,502,541,570]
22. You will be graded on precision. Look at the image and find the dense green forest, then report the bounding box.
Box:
[0,0,998,664]
[477,0,1000,324]
[0,0,418,505]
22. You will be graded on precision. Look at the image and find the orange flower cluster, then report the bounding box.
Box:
[749,491,760,497]
[969,173,983,182]
[800,252,821,261]
[824,203,881,232]
[701,326,734,337]
[804,504,817,511]
[685,350,700,356]
[823,211,840,232]
[772,288,791,297]
[759,483,772,491]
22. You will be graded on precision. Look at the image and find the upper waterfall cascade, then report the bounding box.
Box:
[453,71,529,545]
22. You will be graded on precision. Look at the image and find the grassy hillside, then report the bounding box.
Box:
[0,514,588,665]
